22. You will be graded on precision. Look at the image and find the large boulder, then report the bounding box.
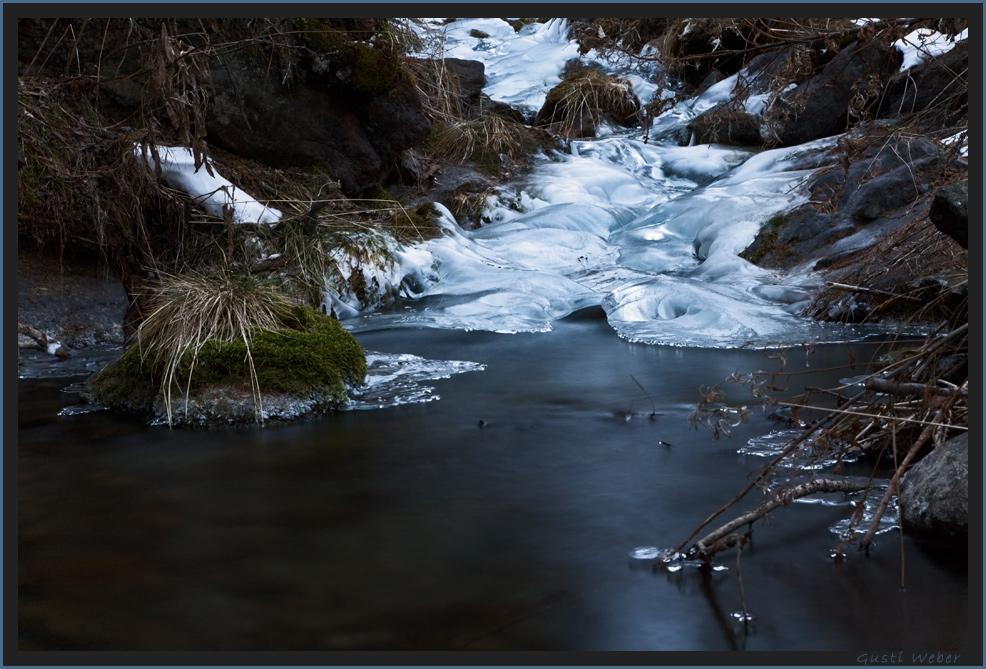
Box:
[207,46,430,195]
[898,432,968,545]
[838,144,944,222]
[85,304,367,427]
[808,134,945,224]
[771,39,902,145]
[743,132,945,272]
[880,40,967,131]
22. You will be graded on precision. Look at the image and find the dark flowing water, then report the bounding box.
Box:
[18,311,968,651]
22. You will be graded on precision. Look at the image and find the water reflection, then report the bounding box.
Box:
[18,319,967,650]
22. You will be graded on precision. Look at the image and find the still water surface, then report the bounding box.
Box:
[18,311,967,650]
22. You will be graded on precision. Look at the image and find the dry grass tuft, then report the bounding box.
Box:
[428,113,545,173]
[536,68,640,138]
[135,268,304,425]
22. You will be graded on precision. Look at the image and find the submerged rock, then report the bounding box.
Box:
[898,432,968,546]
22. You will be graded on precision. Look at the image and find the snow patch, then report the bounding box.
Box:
[895,27,968,71]
[135,145,281,224]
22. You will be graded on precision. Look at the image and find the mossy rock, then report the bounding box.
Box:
[85,306,367,426]
[535,69,640,138]
[740,213,786,266]
[508,18,540,32]
[688,105,763,146]
[291,18,410,98]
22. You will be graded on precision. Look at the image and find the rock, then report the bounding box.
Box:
[808,134,945,225]
[693,70,726,97]
[898,432,968,545]
[688,104,762,146]
[442,58,485,118]
[17,248,128,348]
[777,205,856,260]
[881,41,967,130]
[19,19,432,197]
[929,179,968,248]
[840,153,941,222]
[740,46,817,96]
[208,45,431,195]
[477,96,527,124]
[772,39,902,145]
[660,19,757,86]
[536,69,640,137]
[84,306,367,427]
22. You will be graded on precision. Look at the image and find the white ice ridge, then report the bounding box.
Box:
[134,145,281,224]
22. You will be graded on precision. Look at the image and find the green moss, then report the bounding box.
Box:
[392,203,442,242]
[291,18,409,97]
[509,18,539,32]
[86,348,159,413]
[180,309,365,397]
[88,306,367,419]
[740,213,786,266]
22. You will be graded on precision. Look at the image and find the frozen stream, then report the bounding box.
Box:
[339,19,889,348]
[17,19,967,654]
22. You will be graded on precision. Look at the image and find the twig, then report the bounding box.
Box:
[824,281,923,303]
[18,321,71,358]
[773,401,968,431]
[669,391,866,559]
[631,374,657,418]
[736,534,750,628]
[893,426,906,590]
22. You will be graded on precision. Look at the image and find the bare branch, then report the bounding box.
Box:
[695,478,871,558]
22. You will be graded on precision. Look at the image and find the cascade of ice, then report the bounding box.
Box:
[344,19,898,348]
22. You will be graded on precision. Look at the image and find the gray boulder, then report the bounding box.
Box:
[442,58,486,118]
[772,39,901,145]
[930,179,969,249]
[898,432,969,544]
[881,41,967,130]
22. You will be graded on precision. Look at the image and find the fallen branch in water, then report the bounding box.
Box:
[18,321,71,359]
[694,478,871,559]
[772,401,969,431]
[668,389,868,559]
[863,377,968,398]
